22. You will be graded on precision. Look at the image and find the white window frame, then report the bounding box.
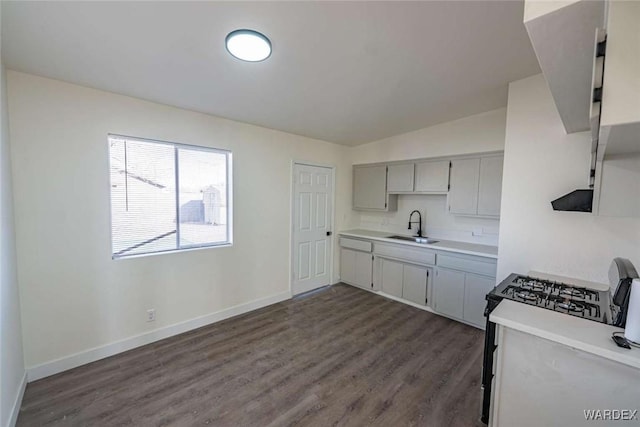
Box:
[108,134,233,259]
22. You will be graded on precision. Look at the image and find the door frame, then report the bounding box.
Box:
[290,160,337,296]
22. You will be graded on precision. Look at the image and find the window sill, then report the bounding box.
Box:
[112,242,233,260]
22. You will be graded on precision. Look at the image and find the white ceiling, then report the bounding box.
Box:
[2,1,540,146]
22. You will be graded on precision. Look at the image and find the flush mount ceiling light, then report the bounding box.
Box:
[225,29,272,62]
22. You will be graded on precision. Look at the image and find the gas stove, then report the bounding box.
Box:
[488,273,611,323]
[480,263,639,425]
[480,273,613,424]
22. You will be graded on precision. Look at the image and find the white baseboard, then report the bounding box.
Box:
[377,290,436,312]
[7,371,27,427]
[27,291,291,382]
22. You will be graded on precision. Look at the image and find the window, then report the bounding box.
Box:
[108,135,232,259]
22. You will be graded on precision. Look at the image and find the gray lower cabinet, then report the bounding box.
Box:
[340,234,496,329]
[379,257,430,306]
[463,273,496,326]
[432,268,466,319]
[380,258,403,297]
[340,248,373,290]
[433,267,495,327]
[402,264,429,305]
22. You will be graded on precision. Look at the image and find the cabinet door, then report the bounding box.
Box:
[415,160,450,192]
[433,268,465,320]
[448,158,480,215]
[477,156,504,217]
[380,258,403,298]
[340,248,356,284]
[600,0,640,129]
[355,251,373,289]
[463,274,496,327]
[402,264,429,306]
[387,163,415,193]
[353,165,387,210]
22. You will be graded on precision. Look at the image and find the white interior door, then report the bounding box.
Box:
[292,163,334,295]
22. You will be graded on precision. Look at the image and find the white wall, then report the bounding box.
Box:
[7,71,353,371]
[523,1,579,22]
[497,74,640,283]
[357,195,501,246]
[350,108,506,245]
[0,15,26,427]
[350,108,506,163]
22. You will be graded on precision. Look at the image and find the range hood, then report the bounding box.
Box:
[551,189,594,212]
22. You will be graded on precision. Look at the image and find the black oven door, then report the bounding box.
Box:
[480,297,501,424]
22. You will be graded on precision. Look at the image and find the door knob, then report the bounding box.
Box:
[326,231,332,236]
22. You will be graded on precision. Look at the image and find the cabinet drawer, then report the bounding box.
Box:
[374,243,436,266]
[339,237,372,252]
[437,253,496,277]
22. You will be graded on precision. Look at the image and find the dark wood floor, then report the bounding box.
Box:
[18,284,485,426]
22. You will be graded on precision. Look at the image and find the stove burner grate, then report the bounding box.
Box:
[489,273,610,326]
[560,288,584,297]
[515,291,538,301]
[555,300,584,312]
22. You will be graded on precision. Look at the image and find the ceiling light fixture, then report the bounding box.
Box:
[225,29,272,62]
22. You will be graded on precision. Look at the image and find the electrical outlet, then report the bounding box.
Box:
[472,228,484,237]
[147,309,156,322]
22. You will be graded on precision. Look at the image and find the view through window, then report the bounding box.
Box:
[108,135,231,258]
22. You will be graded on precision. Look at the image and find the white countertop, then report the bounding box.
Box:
[339,229,498,259]
[490,300,640,370]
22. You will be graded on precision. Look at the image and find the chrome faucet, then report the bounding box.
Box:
[408,210,422,237]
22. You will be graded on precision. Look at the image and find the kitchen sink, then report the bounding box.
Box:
[387,235,439,244]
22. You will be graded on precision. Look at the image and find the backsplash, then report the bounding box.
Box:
[357,194,500,246]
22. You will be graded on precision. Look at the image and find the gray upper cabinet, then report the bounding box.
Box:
[387,163,415,193]
[449,155,503,217]
[387,160,450,194]
[448,158,481,215]
[477,156,504,216]
[414,160,450,193]
[353,152,502,215]
[353,165,396,211]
